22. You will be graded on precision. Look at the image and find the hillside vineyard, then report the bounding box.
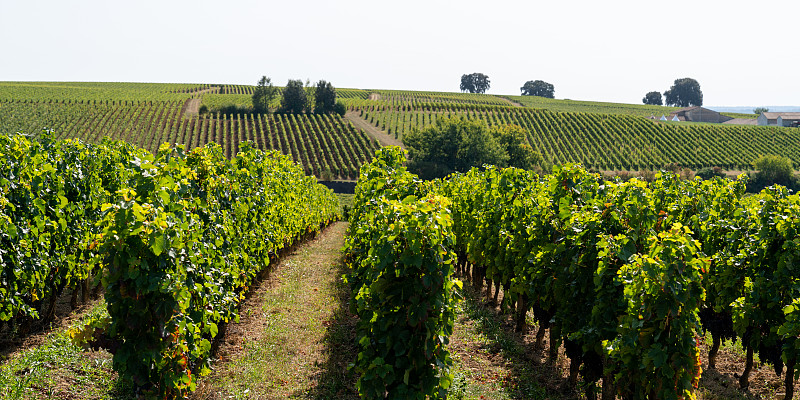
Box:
[4,82,800,176]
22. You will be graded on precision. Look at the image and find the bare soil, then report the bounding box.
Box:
[182,98,202,116]
[343,111,404,148]
[499,96,523,107]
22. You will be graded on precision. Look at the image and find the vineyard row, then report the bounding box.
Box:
[357,107,800,170]
[0,100,380,180]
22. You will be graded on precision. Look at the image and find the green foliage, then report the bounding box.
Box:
[694,166,726,180]
[752,154,793,185]
[520,80,554,98]
[753,107,769,115]
[606,225,705,399]
[1,130,340,398]
[0,132,132,325]
[664,78,703,107]
[357,103,800,171]
[437,167,772,398]
[279,79,308,114]
[490,124,543,171]
[314,80,337,114]
[403,118,545,179]
[252,76,277,114]
[95,142,339,398]
[349,151,800,398]
[642,91,663,106]
[404,117,507,179]
[459,73,490,94]
[333,100,347,116]
[345,147,460,399]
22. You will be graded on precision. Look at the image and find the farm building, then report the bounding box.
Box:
[757,112,800,127]
[667,107,733,123]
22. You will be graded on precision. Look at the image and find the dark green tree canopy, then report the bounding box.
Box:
[404,117,542,179]
[520,80,555,98]
[279,79,308,114]
[314,80,337,114]
[491,124,543,171]
[642,91,663,106]
[663,78,703,107]
[460,73,491,94]
[252,76,278,114]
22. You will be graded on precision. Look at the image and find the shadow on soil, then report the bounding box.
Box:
[293,257,359,400]
[453,281,578,400]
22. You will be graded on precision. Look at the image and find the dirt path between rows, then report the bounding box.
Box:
[499,96,523,107]
[180,87,219,117]
[193,221,359,399]
[181,98,202,116]
[344,111,404,148]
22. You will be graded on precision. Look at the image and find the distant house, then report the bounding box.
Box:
[757,112,800,127]
[667,107,733,123]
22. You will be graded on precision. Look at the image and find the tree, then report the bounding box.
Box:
[404,118,545,179]
[520,80,555,98]
[314,80,337,114]
[491,124,543,171]
[304,78,315,109]
[642,91,663,106]
[279,79,308,114]
[405,117,506,179]
[252,76,278,114]
[460,73,491,94]
[753,154,793,185]
[333,101,347,116]
[663,78,703,107]
[753,107,769,115]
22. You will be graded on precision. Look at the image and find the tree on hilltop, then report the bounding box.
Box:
[252,76,278,114]
[279,79,308,114]
[460,73,491,94]
[314,80,337,114]
[663,78,703,107]
[520,80,555,98]
[642,91,663,106]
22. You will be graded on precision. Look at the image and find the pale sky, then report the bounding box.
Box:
[1,0,798,106]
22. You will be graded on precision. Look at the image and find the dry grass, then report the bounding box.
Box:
[193,221,358,400]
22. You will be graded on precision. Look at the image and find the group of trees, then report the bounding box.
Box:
[459,73,556,99]
[404,116,544,179]
[252,76,345,115]
[643,78,703,107]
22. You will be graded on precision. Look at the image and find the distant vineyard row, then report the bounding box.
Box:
[0,82,214,102]
[356,105,800,170]
[0,100,379,179]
